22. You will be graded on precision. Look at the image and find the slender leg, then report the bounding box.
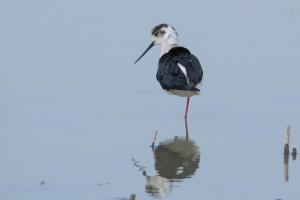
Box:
[184,96,190,118]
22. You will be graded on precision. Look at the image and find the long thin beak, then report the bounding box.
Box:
[134,41,155,64]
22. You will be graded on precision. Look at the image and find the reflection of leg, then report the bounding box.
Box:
[185,117,189,141]
[151,130,158,149]
[184,97,190,118]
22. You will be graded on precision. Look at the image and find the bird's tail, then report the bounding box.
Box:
[187,82,200,91]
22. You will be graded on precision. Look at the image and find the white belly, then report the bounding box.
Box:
[165,89,199,97]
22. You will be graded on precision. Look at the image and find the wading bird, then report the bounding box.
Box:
[134,24,203,118]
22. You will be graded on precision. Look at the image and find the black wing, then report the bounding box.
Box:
[156,47,203,91]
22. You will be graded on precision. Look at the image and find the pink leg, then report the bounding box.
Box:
[184,97,190,118]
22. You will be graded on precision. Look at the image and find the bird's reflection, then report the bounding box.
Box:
[133,118,200,198]
[153,136,200,180]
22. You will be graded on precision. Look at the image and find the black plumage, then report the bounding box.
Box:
[156,47,203,91]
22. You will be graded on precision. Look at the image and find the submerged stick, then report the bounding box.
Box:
[151,130,158,149]
[284,154,289,182]
[284,126,291,182]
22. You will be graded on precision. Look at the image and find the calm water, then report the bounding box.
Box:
[1,0,300,199]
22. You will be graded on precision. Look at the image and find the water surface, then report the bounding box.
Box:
[1,0,300,199]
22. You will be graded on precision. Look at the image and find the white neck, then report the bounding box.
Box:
[160,42,179,56]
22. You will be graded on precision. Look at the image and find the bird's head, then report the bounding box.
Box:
[134,24,178,64]
[151,24,178,46]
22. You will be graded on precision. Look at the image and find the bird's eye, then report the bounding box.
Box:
[160,30,166,35]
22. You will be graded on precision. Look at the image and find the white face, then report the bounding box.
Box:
[133,24,179,63]
[152,25,178,45]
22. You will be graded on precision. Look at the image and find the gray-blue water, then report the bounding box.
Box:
[1,0,300,199]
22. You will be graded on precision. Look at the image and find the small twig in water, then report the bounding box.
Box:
[131,158,146,171]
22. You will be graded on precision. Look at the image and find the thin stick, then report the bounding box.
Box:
[284,126,291,182]
[151,130,158,149]
[284,126,291,155]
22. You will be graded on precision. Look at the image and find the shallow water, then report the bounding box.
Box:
[1,0,300,199]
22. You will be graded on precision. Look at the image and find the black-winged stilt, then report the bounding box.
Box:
[134,24,203,118]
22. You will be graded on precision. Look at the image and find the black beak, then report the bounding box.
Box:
[134,41,155,64]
